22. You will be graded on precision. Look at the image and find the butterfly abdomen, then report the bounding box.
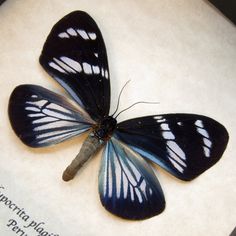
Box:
[62,134,104,181]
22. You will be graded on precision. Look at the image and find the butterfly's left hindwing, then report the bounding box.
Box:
[99,137,165,220]
[8,85,94,147]
[115,114,229,181]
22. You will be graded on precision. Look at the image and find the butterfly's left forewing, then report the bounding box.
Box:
[99,137,165,220]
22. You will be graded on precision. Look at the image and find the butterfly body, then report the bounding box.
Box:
[93,116,117,140]
[8,11,228,220]
[63,115,117,181]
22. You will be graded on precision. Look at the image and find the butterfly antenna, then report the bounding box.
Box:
[111,80,131,117]
[114,101,159,119]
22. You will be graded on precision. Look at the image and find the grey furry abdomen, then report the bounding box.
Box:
[62,134,105,181]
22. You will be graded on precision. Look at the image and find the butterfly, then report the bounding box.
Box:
[8,11,229,220]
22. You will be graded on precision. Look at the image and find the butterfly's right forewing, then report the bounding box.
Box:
[40,11,111,121]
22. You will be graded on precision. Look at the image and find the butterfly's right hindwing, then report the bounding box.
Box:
[8,85,95,147]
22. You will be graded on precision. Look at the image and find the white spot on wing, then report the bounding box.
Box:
[203,137,212,148]
[195,120,204,128]
[108,154,113,198]
[53,58,76,73]
[67,28,77,36]
[122,172,128,199]
[167,147,187,173]
[32,117,58,124]
[60,57,82,72]
[82,62,92,74]
[167,140,186,160]
[197,127,210,138]
[158,118,166,123]
[92,65,100,74]
[149,188,153,195]
[36,128,78,139]
[101,67,105,77]
[27,113,45,118]
[120,158,137,186]
[46,103,72,115]
[42,108,76,121]
[140,180,148,200]
[154,116,166,123]
[49,62,67,74]
[127,159,141,182]
[88,32,96,40]
[167,147,187,165]
[204,146,210,157]
[135,188,143,203]
[154,116,163,120]
[33,120,80,131]
[26,100,48,108]
[160,123,170,131]
[130,188,134,201]
[58,32,70,38]
[103,146,109,197]
[104,69,109,79]
[169,159,184,173]
[36,129,84,144]
[114,156,122,199]
[162,131,175,140]
[25,107,40,112]
[77,29,89,39]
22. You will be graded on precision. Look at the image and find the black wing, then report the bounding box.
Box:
[115,114,229,181]
[8,85,94,147]
[99,137,165,220]
[39,11,110,121]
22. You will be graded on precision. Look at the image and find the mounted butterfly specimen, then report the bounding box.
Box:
[8,11,229,220]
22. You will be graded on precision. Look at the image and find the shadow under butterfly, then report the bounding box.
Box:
[8,11,229,220]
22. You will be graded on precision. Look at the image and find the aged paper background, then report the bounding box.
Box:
[0,0,235,235]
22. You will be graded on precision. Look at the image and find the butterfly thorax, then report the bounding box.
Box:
[93,116,117,140]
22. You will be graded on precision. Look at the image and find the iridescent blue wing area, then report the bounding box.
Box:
[8,85,95,147]
[39,11,110,121]
[115,114,229,181]
[99,137,165,220]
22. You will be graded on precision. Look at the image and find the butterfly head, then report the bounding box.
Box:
[93,116,117,140]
